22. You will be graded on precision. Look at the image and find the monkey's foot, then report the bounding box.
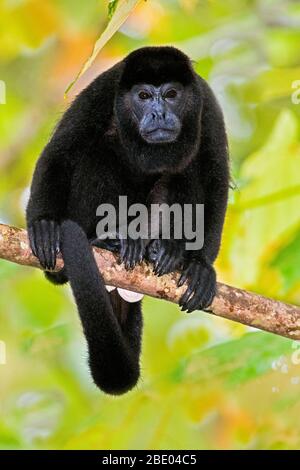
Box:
[91,238,121,253]
[28,219,60,271]
[178,259,216,313]
[119,238,146,270]
[147,239,185,276]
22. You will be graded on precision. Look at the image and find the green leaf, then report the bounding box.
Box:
[65,0,142,96]
[270,230,300,292]
[184,332,292,387]
[108,0,120,19]
[224,110,300,286]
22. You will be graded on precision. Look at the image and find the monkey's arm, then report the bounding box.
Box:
[26,110,91,269]
[26,147,72,270]
[199,164,229,264]
[27,66,122,269]
[178,81,230,312]
[27,63,124,269]
[26,146,71,225]
[177,162,228,312]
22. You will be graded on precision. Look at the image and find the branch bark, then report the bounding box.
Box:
[1,223,300,340]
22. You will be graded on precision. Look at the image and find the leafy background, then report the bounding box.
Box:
[0,0,300,450]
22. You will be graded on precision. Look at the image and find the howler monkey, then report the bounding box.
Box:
[27,47,229,395]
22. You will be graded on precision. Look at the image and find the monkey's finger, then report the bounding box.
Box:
[191,274,216,312]
[194,285,215,311]
[124,240,134,269]
[185,285,204,312]
[166,245,180,272]
[138,240,145,262]
[178,261,195,287]
[28,225,37,257]
[156,257,170,276]
[41,220,52,270]
[178,263,193,287]
[179,267,200,308]
[186,287,213,313]
[153,245,166,274]
[49,220,57,270]
[131,239,140,267]
[185,268,215,312]
[130,240,138,268]
[138,239,145,263]
[155,253,168,276]
[156,246,175,276]
[120,239,127,261]
[123,243,130,268]
[34,221,47,269]
[127,241,136,269]
[121,240,130,263]
[163,251,178,275]
[180,280,201,312]
[55,223,60,254]
[178,271,188,287]
[44,219,55,270]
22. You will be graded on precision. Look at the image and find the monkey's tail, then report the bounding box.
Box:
[60,220,142,395]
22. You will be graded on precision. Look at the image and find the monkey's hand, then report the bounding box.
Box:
[147,239,185,276]
[28,219,60,271]
[178,259,216,313]
[119,237,146,270]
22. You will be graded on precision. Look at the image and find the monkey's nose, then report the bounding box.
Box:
[152,111,166,122]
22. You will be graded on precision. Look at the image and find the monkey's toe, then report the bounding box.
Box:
[120,238,146,269]
[91,237,120,253]
[148,239,184,276]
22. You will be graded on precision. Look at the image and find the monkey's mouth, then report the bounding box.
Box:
[142,127,178,144]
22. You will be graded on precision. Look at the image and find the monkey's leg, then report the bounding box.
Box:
[109,289,143,362]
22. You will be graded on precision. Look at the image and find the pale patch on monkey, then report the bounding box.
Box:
[105,285,144,303]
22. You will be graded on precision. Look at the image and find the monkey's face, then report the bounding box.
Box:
[115,75,201,175]
[129,82,185,144]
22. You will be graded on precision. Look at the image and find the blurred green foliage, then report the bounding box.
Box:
[108,1,120,19]
[0,0,300,450]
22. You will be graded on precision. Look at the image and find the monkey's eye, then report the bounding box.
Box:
[138,91,151,100]
[165,89,177,99]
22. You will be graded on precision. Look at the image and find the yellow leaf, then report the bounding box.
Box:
[65,0,143,96]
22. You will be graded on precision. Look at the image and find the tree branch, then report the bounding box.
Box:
[1,223,300,340]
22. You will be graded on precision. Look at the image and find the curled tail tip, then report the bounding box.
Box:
[92,375,140,396]
[90,360,140,396]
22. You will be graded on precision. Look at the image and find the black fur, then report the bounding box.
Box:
[26,46,229,394]
[61,220,142,394]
